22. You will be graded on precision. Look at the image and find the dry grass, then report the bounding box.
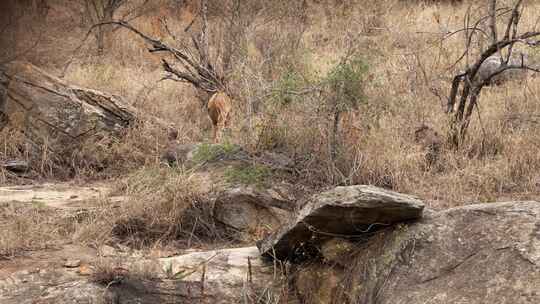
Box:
[0,166,230,257]
[0,202,74,258]
[90,256,158,286]
[73,166,231,250]
[2,0,540,210]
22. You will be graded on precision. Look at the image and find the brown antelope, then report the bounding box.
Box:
[207,91,232,143]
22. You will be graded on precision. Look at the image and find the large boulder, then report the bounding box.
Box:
[298,201,540,304]
[0,61,137,155]
[212,186,294,232]
[475,52,532,85]
[257,185,425,260]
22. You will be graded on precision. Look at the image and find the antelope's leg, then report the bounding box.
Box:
[217,116,225,143]
[213,124,218,143]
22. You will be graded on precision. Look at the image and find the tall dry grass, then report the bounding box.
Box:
[1,0,540,208]
[0,202,75,258]
[72,166,231,250]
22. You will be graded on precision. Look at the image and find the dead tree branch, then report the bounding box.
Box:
[446,0,540,146]
[87,13,225,104]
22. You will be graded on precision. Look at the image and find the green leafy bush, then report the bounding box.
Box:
[191,142,240,163]
[322,56,368,112]
[271,68,307,106]
[224,165,272,187]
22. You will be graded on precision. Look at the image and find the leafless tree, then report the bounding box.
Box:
[83,0,151,55]
[88,0,273,105]
[446,0,540,147]
[84,0,236,117]
[83,0,125,55]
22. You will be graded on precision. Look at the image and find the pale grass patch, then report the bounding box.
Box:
[0,203,73,258]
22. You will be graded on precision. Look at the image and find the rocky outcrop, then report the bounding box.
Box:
[257,185,425,260]
[163,143,298,240]
[156,246,280,303]
[294,201,540,304]
[0,61,137,155]
[3,180,539,304]
[0,268,107,304]
[0,246,284,304]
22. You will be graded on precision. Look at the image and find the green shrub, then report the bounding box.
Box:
[191,142,240,163]
[223,164,272,188]
[322,56,368,112]
[271,68,307,106]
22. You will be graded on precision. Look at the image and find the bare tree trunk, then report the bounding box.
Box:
[330,109,340,161]
[96,28,105,55]
[97,3,115,55]
[488,0,497,44]
[446,0,539,147]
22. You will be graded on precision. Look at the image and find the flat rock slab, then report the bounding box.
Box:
[257,185,424,260]
[157,246,277,303]
[0,183,123,209]
[0,246,285,304]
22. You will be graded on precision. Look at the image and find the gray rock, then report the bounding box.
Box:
[0,268,109,304]
[319,238,356,265]
[63,259,81,268]
[1,61,137,156]
[0,246,290,304]
[1,160,29,173]
[257,185,425,260]
[295,264,342,304]
[213,186,293,233]
[476,52,530,85]
[319,201,540,304]
[157,246,279,303]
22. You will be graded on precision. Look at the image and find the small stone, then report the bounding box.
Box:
[117,244,131,253]
[64,259,82,268]
[78,264,94,276]
[99,245,116,257]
